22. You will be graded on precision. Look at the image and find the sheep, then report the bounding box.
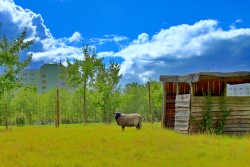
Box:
[113,112,142,131]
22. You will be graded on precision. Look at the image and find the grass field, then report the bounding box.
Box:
[0,123,250,167]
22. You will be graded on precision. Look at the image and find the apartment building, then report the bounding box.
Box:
[227,83,250,96]
[19,64,66,93]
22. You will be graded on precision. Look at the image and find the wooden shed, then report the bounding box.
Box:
[160,71,250,135]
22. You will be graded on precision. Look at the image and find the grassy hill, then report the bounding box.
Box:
[0,123,250,167]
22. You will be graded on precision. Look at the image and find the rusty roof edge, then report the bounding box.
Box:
[159,71,250,83]
[198,71,250,77]
[159,74,200,83]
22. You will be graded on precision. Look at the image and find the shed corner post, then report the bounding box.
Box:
[189,82,195,97]
[176,82,179,95]
[224,80,228,97]
[188,82,194,134]
[162,81,167,129]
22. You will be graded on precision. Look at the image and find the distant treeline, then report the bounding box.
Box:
[0,81,162,126]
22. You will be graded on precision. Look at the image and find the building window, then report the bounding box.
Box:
[23,73,27,76]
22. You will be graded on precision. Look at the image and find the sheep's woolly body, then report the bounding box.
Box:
[114,113,142,131]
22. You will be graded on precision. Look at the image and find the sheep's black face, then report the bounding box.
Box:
[114,112,121,120]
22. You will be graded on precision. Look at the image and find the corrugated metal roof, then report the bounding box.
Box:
[160,71,250,83]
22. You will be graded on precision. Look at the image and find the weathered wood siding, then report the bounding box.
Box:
[165,95,176,129]
[190,96,250,135]
[174,94,190,134]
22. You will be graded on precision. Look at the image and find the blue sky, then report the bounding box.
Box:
[1,0,250,85]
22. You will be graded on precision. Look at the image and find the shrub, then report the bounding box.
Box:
[214,96,231,135]
[16,112,26,126]
[199,93,213,134]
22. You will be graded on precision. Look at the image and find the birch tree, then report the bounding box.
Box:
[0,28,35,129]
[62,45,102,124]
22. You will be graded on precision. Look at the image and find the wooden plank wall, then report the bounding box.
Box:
[164,82,176,129]
[174,94,190,134]
[190,96,250,135]
[165,95,176,129]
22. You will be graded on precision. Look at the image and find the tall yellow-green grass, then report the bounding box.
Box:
[0,123,250,167]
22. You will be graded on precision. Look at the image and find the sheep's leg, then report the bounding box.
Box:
[138,122,142,129]
[122,126,125,131]
[136,124,141,130]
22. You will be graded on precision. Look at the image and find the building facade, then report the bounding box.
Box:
[19,64,66,93]
[227,83,250,96]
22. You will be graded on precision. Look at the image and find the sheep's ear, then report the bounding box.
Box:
[115,113,121,120]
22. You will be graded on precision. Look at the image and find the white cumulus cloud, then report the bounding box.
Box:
[0,0,83,65]
[68,32,82,43]
[90,34,128,45]
[109,20,250,84]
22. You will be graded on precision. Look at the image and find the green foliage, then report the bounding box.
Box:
[95,60,122,123]
[0,28,36,94]
[149,80,163,121]
[0,26,35,129]
[215,96,231,135]
[60,45,123,124]
[11,86,38,125]
[118,83,147,116]
[0,79,163,126]
[199,93,231,135]
[61,45,102,124]
[117,81,163,122]
[16,111,26,126]
[199,93,213,134]
[0,90,15,126]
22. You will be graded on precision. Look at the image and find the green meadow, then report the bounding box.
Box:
[0,123,250,167]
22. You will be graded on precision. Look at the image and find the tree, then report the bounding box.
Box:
[0,28,36,129]
[0,28,35,94]
[95,60,122,123]
[147,81,163,121]
[38,89,57,125]
[0,90,15,127]
[118,81,163,122]
[58,88,73,124]
[61,45,102,124]
[119,83,148,119]
[11,86,38,125]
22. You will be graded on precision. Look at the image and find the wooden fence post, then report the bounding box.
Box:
[56,88,60,128]
[148,81,153,124]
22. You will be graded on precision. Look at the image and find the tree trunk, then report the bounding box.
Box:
[29,111,32,126]
[105,97,110,124]
[83,83,87,125]
[105,107,109,124]
[5,102,8,130]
